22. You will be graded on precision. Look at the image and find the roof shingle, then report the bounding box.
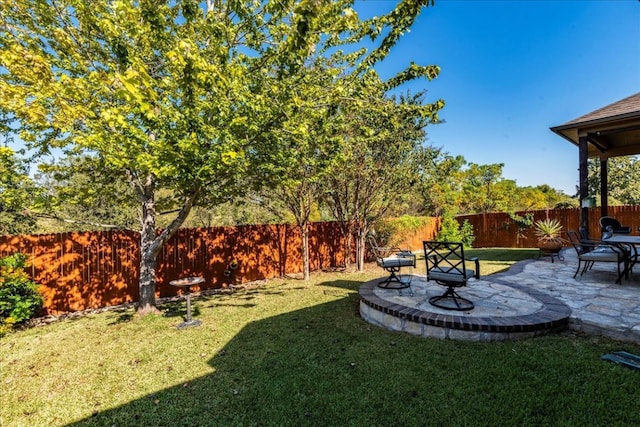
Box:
[562,92,640,126]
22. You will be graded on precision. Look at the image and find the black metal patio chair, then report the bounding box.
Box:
[567,230,630,284]
[423,241,479,311]
[368,236,416,289]
[600,216,631,237]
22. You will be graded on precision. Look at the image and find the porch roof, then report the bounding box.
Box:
[550,92,640,158]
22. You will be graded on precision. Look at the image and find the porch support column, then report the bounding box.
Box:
[579,135,589,236]
[600,157,608,218]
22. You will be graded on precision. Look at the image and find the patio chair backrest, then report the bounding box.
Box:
[368,235,391,263]
[568,230,589,255]
[599,216,631,235]
[424,240,467,276]
[367,235,412,265]
[423,240,479,288]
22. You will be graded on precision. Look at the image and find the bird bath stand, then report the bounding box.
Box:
[169,277,204,329]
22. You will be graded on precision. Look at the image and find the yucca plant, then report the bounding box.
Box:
[533,218,566,250]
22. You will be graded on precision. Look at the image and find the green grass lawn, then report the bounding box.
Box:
[2,248,640,426]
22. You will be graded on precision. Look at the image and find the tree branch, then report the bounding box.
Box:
[32,211,130,230]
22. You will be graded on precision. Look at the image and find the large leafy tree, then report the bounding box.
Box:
[34,155,139,231]
[414,151,576,216]
[0,0,436,313]
[461,163,507,214]
[249,3,442,278]
[512,184,575,211]
[250,62,341,280]
[413,146,466,217]
[588,156,640,205]
[325,89,440,271]
[0,147,38,235]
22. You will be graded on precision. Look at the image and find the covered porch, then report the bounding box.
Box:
[550,92,640,237]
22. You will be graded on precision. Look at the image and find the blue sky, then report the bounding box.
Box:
[357,0,640,194]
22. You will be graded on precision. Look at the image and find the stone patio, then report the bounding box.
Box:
[359,248,640,343]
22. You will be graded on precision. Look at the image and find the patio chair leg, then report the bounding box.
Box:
[616,263,623,284]
[577,260,596,277]
[429,287,474,311]
[581,261,590,276]
[378,267,410,289]
[618,259,630,283]
[573,261,581,279]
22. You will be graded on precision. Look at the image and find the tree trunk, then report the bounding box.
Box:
[356,236,365,272]
[137,175,162,315]
[301,220,310,280]
[130,171,199,316]
[138,247,160,315]
[355,228,364,272]
[355,221,371,272]
[343,230,353,269]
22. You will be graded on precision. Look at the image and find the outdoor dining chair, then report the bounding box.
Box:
[600,216,631,237]
[567,230,630,284]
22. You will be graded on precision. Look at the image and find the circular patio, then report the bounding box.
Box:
[359,273,570,341]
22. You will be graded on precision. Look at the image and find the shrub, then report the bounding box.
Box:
[0,253,43,335]
[508,212,534,244]
[436,212,475,248]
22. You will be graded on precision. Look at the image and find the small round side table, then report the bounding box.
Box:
[169,276,204,329]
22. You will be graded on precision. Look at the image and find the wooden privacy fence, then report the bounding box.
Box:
[7,207,639,315]
[0,220,439,315]
[388,217,441,250]
[457,205,640,248]
[0,230,141,316]
[0,223,345,315]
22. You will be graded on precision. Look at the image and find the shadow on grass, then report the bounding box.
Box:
[107,310,135,325]
[68,282,386,426]
[159,286,294,321]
